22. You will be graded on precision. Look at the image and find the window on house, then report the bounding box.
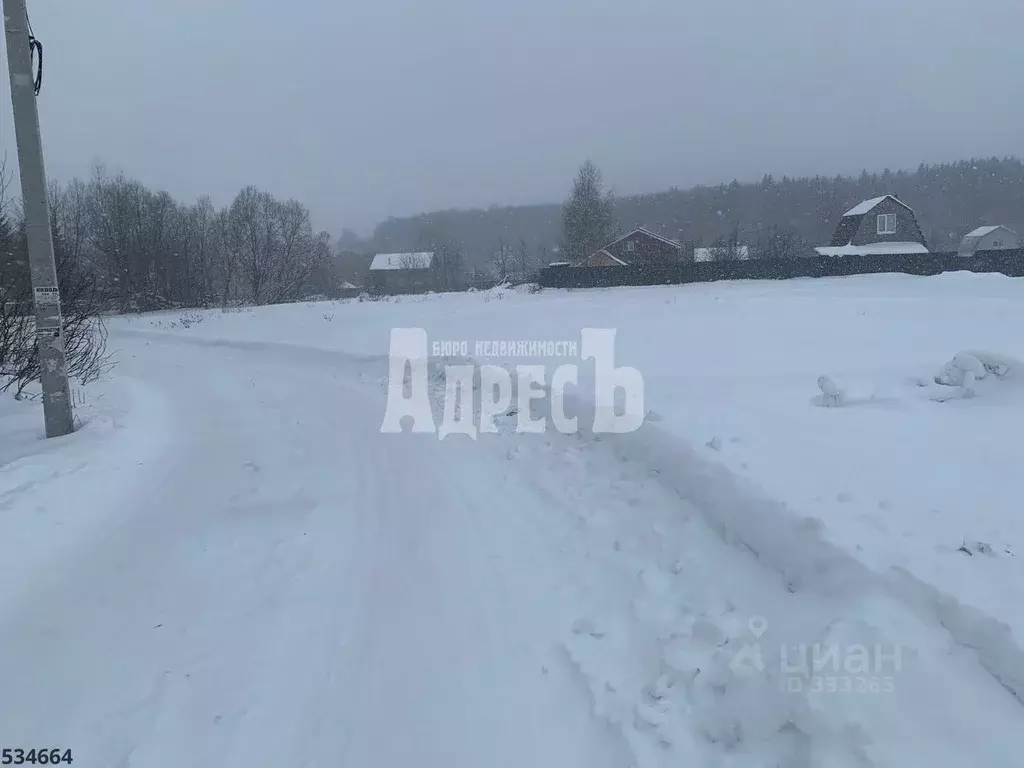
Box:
[877,214,897,235]
[992,240,1003,248]
[626,241,636,252]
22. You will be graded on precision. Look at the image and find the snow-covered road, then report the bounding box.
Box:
[3,327,1024,766]
[0,334,628,767]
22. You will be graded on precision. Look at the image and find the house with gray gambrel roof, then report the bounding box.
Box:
[816,195,929,257]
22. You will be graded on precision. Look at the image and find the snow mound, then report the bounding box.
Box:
[814,375,846,408]
[935,350,1019,384]
[818,352,1024,407]
[923,350,1024,402]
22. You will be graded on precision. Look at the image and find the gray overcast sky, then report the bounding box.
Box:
[2,0,1023,235]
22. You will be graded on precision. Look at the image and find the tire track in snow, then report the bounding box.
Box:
[328,393,631,768]
[67,333,628,767]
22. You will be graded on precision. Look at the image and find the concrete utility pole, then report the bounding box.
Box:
[4,0,74,437]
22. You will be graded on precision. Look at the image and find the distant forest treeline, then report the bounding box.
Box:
[343,157,1024,275]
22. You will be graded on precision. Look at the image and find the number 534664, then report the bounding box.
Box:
[1,748,73,765]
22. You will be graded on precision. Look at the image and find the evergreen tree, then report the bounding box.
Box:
[560,160,615,265]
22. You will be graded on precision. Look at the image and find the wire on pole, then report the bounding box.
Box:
[26,12,42,94]
[29,35,42,94]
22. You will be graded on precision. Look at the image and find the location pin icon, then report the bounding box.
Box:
[749,616,768,638]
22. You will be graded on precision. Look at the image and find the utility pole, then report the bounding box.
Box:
[3,0,74,436]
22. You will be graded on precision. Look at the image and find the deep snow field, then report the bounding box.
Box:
[3,271,1024,766]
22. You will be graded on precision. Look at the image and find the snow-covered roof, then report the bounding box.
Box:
[693,246,750,263]
[964,225,1015,239]
[605,227,681,250]
[842,195,912,217]
[592,249,629,266]
[339,281,359,289]
[547,261,571,267]
[369,252,434,270]
[814,242,929,257]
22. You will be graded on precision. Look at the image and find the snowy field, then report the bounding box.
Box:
[115,273,1024,647]
[3,272,1024,766]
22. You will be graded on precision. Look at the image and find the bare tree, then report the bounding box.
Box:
[225,186,273,305]
[137,190,178,309]
[399,253,425,269]
[438,241,466,291]
[264,200,322,304]
[512,238,533,282]
[1,162,111,398]
[178,196,220,307]
[416,224,465,292]
[1,269,111,398]
[536,243,552,267]
[1,157,31,378]
[225,186,327,305]
[492,237,514,281]
[212,209,238,306]
[86,166,152,310]
[302,231,333,298]
[48,179,90,267]
[752,225,805,260]
[0,156,27,296]
[707,226,746,261]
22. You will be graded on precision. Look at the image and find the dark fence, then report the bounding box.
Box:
[539,249,1024,290]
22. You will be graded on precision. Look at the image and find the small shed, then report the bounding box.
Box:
[957,226,1020,257]
[369,251,438,294]
[337,281,361,299]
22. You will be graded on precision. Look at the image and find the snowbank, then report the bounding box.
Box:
[0,377,172,613]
